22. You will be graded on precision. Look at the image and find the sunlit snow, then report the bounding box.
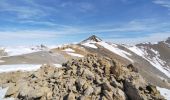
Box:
[128,46,170,78]
[157,87,170,100]
[67,52,84,57]
[98,42,133,62]
[82,42,98,49]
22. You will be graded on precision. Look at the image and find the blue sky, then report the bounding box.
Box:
[0,0,170,46]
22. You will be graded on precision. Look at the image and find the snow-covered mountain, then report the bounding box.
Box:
[79,35,170,89]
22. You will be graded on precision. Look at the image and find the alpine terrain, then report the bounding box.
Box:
[0,35,170,100]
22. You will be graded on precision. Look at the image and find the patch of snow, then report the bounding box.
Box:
[157,87,170,100]
[67,52,84,57]
[98,42,133,62]
[0,64,41,73]
[0,60,5,63]
[127,46,170,78]
[63,48,75,52]
[148,57,170,77]
[82,42,98,49]
[0,87,14,100]
[128,46,145,57]
[53,64,62,68]
[0,87,8,99]
[4,46,43,56]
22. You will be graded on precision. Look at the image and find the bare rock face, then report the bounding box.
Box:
[0,54,165,100]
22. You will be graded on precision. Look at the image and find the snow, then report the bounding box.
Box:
[62,48,75,52]
[81,42,98,49]
[0,63,62,73]
[128,46,144,57]
[157,87,170,100]
[4,46,42,56]
[0,87,14,100]
[127,46,170,78]
[0,87,8,99]
[0,64,41,73]
[62,47,84,58]
[0,60,5,63]
[53,64,62,68]
[67,52,84,57]
[98,42,133,62]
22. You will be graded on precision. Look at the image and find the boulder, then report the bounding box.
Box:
[66,92,75,100]
[84,86,94,96]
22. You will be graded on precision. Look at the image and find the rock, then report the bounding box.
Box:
[114,88,127,100]
[76,78,86,91]
[127,64,138,72]
[124,79,145,100]
[0,54,165,100]
[78,96,91,100]
[84,86,94,96]
[66,92,76,100]
[110,76,123,89]
[102,90,113,100]
[102,82,113,91]
[93,86,101,95]
[52,70,64,78]
[83,69,95,80]
[5,85,19,97]
[95,74,102,84]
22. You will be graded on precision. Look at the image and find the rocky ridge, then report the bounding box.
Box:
[0,54,165,100]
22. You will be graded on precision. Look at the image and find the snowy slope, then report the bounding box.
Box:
[2,45,48,56]
[62,48,84,57]
[127,45,170,78]
[157,87,170,100]
[0,64,62,73]
[81,41,98,49]
[97,42,134,62]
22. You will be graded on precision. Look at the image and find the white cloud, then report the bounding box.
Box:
[0,30,57,40]
[106,32,170,44]
[153,0,170,11]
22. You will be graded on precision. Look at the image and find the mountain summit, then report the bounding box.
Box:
[81,35,102,43]
[165,37,170,44]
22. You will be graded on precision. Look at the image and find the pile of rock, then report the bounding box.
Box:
[0,54,165,100]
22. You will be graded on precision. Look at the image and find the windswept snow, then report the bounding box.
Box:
[0,64,62,73]
[0,64,41,73]
[82,42,98,49]
[53,64,62,68]
[0,60,5,63]
[67,52,84,57]
[127,46,170,78]
[157,87,170,100]
[0,87,14,100]
[98,42,133,62]
[62,47,84,57]
[62,48,75,52]
[0,87,8,99]
[4,46,42,56]
[128,46,144,56]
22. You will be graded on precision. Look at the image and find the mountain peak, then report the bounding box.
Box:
[81,35,102,43]
[165,37,170,44]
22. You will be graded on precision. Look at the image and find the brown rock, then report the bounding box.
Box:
[66,92,76,100]
[84,86,94,96]
[103,90,113,100]
[102,82,113,91]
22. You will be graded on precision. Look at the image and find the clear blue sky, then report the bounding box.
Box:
[0,0,170,46]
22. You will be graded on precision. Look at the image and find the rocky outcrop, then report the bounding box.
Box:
[0,54,165,100]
